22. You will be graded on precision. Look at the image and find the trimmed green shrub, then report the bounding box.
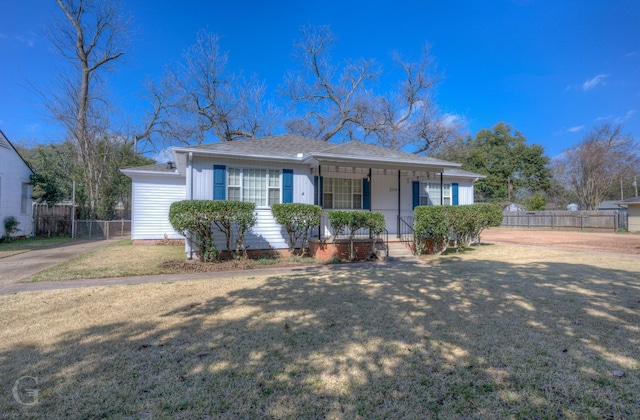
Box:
[271,203,321,256]
[413,203,503,254]
[413,206,449,255]
[2,216,21,242]
[169,200,219,262]
[471,203,503,244]
[209,201,257,259]
[327,210,386,260]
[168,200,257,261]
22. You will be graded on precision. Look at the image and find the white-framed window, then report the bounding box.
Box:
[420,182,451,206]
[227,168,280,206]
[21,182,29,213]
[323,178,362,209]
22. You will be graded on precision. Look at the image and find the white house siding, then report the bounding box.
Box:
[130,175,186,240]
[189,156,314,250]
[628,204,640,233]
[0,140,33,237]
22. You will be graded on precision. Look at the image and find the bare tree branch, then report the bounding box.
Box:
[283,25,378,142]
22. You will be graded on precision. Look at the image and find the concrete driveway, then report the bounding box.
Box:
[0,240,114,291]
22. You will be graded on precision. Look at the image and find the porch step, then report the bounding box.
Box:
[385,242,419,262]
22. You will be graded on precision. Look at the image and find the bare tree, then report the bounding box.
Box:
[554,123,639,210]
[46,0,130,218]
[283,25,378,142]
[362,48,463,155]
[165,30,278,144]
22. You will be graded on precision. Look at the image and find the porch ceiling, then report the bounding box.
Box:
[307,156,455,174]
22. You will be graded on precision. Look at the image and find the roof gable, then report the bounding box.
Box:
[0,130,34,175]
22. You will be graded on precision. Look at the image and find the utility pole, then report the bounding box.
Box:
[633,177,638,198]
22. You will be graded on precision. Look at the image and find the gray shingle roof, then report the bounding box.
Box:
[180,134,459,167]
[185,134,335,158]
[121,163,180,175]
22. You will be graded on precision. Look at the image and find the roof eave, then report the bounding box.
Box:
[304,153,461,173]
[171,147,305,163]
[120,168,183,178]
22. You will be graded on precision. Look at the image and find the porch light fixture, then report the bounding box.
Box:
[367,174,371,182]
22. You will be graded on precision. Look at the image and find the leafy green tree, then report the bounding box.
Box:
[461,122,551,202]
[523,193,546,211]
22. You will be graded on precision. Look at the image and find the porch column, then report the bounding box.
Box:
[318,165,322,240]
[397,170,401,238]
[440,172,444,205]
[368,168,372,212]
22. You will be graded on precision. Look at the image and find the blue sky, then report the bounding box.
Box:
[1,0,638,159]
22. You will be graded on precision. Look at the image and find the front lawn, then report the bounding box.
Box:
[30,240,318,282]
[2,244,638,418]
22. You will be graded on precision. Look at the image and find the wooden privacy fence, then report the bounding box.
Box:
[501,211,628,231]
[33,204,73,237]
[74,220,131,239]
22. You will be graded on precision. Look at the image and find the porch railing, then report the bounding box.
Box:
[314,216,389,258]
[398,215,416,255]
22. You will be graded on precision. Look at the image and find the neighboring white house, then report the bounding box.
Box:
[0,130,34,237]
[122,134,485,252]
[620,197,640,233]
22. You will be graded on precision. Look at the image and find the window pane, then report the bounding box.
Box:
[243,169,266,206]
[334,179,351,209]
[269,170,280,187]
[352,180,362,194]
[323,194,333,209]
[228,187,241,202]
[269,189,280,206]
[228,168,241,187]
[353,194,362,209]
[21,183,28,213]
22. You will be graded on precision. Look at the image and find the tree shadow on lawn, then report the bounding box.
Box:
[1,258,639,418]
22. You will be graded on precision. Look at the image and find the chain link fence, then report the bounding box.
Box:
[74,220,131,239]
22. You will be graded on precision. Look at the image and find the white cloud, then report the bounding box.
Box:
[153,148,173,163]
[14,34,35,47]
[0,119,4,125]
[582,74,608,91]
[613,109,636,124]
[626,51,637,58]
[567,125,584,133]
[0,33,7,40]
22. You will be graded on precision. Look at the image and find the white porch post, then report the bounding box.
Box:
[397,169,401,238]
[185,152,193,258]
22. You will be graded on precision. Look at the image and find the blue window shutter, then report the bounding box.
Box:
[314,176,318,205]
[283,169,293,203]
[314,176,324,206]
[213,165,226,200]
[362,178,371,210]
[412,181,420,209]
[452,183,459,206]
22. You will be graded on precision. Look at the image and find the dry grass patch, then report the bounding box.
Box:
[30,240,318,281]
[2,244,639,418]
[30,240,185,281]
[0,237,74,259]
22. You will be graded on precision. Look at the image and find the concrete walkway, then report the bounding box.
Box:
[0,240,117,292]
[0,258,426,295]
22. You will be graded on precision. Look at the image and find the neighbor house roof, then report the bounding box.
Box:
[598,200,627,210]
[170,134,463,174]
[0,129,34,175]
[621,196,640,204]
[121,162,181,177]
